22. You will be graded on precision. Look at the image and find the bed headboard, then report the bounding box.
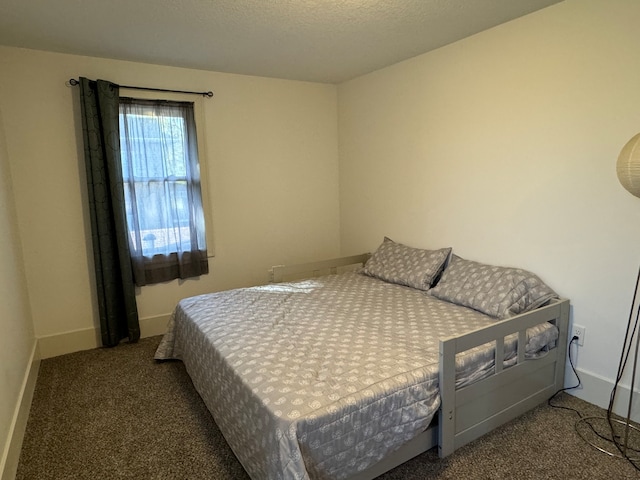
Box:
[268,253,371,283]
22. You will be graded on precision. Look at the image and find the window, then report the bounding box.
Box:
[119,97,209,286]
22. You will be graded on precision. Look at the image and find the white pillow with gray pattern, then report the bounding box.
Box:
[428,255,558,319]
[363,238,451,291]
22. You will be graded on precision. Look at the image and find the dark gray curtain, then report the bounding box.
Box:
[79,77,140,347]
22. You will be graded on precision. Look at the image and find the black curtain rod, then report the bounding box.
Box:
[67,78,213,98]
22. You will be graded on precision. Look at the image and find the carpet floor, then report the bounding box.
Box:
[16,336,640,479]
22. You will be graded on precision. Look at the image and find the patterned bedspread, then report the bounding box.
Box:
[155,271,557,479]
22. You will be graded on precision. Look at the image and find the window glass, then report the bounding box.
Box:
[119,98,209,285]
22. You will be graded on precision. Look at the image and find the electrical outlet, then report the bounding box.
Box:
[572,324,586,346]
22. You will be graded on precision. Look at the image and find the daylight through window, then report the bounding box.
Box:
[119,98,209,285]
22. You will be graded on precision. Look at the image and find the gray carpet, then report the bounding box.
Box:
[16,336,640,479]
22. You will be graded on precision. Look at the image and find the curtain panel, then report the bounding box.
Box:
[119,98,209,286]
[79,78,140,347]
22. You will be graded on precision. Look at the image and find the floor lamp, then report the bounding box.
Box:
[576,133,640,467]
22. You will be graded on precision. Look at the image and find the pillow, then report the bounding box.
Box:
[363,238,451,291]
[428,255,558,319]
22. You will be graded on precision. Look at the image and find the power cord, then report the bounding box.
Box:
[549,335,640,472]
[550,337,625,443]
[548,335,581,413]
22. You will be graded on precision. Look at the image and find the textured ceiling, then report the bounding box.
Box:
[0,0,562,84]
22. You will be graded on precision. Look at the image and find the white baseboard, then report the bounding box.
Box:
[139,313,172,338]
[565,364,640,423]
[0,341,40,480]
[37,327,100,359]
[37,314,172,359]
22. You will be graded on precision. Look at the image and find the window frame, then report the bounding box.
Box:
[119,88,215,260]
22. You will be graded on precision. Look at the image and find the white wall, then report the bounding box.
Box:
[0,47,341,356]
[0,105,37,478]
[338,0,640,413]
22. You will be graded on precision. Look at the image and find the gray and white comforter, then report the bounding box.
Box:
[155,271,557,480]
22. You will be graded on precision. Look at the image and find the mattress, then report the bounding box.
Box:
[155,271,557,480]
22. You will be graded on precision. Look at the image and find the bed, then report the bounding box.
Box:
[155,239,569,480]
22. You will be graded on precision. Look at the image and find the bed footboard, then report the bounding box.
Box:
[268,253,371,283]
[437,298,570,457]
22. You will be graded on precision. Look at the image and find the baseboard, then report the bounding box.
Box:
[37,327,100,359]
[139,313,172,338]
[37,314,172,359]
[0,341,40,480]
[565,365,640,423]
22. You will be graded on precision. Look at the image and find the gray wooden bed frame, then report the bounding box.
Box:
[269,253,570,480]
